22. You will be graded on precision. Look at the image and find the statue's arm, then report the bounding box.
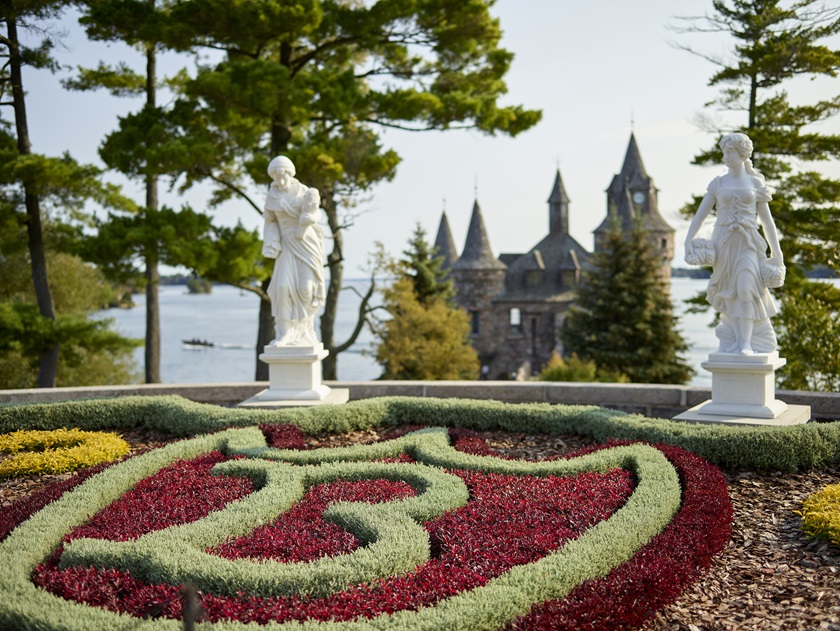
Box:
[684,190,715,262]
[296,187,321,238]
[756,201,783,262]
[262,211,281,258]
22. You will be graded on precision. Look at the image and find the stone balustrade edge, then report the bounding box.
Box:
[0,382,837,421]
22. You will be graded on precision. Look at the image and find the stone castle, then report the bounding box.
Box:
[435,133,675,379]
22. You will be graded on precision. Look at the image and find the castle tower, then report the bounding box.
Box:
[548,169,570,235]
[451,200,507,364]
[594,133,675,290]
[434,211,459,272]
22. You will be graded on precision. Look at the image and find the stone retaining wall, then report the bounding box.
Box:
[1,382,838,421]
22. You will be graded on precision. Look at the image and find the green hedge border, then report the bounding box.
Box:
[1,426,680,630]
[1,395,839,470]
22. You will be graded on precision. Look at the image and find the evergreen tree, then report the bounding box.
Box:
[1,0,66,386]
[373,233,478,381]
[69,0,196,383]
[163,0,540,379]
[0,0,136,387]
[402,224,456,306]
[0,197,139,389]
[674,0,840,389]
[561,222,693,384]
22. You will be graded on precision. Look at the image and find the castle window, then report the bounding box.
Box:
[509,308,522,333]
[661,238,668,249]
[562,270,578,287]
[526,270,542,288]
[470,310,480,335]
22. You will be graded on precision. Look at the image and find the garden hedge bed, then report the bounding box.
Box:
[0,394,833,629]
[1,395,839,471]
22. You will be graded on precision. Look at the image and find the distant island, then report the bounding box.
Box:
[671,268,712,279]
[672,265,835,279]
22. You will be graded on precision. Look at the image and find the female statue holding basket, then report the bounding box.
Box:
[684,133,785,355]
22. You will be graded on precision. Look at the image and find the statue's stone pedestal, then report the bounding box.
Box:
[674,351,810,426]
[238,344,349,408]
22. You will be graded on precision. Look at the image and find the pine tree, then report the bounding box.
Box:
[159,0,540,379]
[69,0,198,383]
[1,4,136,386]
[561,222,693,384]
[402,224,456,306]
[674,0,840,389]
[1,1,66,386]
[373,232,478,381]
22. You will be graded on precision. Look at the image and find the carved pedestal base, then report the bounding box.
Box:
[238,344,349,409]
[673,351,810,426]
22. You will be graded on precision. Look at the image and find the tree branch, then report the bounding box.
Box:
[334,276,378,354]
[198,168,263,216]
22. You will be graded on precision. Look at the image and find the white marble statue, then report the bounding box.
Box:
[684,132,785,355]
[262,156,326,347]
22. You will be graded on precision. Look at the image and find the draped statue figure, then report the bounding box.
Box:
[262,156,326,347]
[684,133,785,355]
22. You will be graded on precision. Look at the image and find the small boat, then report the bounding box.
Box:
[182,338,214,349]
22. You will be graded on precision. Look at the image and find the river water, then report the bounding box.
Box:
[99,277,831,386]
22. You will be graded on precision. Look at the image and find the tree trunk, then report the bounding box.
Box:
[255,283,273,381]
[144,248,161,382]
[143,23,161,383]
[321,192,342,380]
[7,16,59,387]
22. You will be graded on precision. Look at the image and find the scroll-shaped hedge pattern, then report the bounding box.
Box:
[0,423,731,630]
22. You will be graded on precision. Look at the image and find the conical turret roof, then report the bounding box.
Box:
[619,132,647,181]
[452,200,506,271]
[547,170,570,204]
[434,211,459,271]
[597,133,674,236]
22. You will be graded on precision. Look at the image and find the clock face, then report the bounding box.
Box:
[632,191,646,204]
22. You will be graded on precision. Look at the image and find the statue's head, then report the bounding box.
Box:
[268,155,296,179]
[719,133,753,161]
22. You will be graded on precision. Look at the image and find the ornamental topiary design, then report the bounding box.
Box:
[0,428,130,478]
[799,483,840,546]
[0,422,731,630]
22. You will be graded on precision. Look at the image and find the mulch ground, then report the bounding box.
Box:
[1,426,838,630]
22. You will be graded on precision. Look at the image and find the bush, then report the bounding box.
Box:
[1,396,838,471]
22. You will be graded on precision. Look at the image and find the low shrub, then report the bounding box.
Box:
[0,428,130,478]
[799,483,840,546]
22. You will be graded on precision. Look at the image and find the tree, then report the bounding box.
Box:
[561,222,693,384]
[69,0,195,382]
[373,232,479,381]
[673,0,840,388]
[774,286,840,391]
[0,201,139,389]
[0,0,66,386]
[167,0,540,380]
[0,0,135,386]
[402,224,456,306]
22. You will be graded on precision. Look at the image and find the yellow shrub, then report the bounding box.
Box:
[0,428,130,478]
[799,483,840,546]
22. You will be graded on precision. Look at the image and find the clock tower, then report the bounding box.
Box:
[594,133,675,290]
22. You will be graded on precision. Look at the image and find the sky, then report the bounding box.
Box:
[17,0,840,277]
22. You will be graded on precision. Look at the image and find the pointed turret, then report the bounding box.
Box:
[597,133,673,236]
[547,169,570,235]
[452,200,506,271]
[434,211,459,271]
[594,132,675,291]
